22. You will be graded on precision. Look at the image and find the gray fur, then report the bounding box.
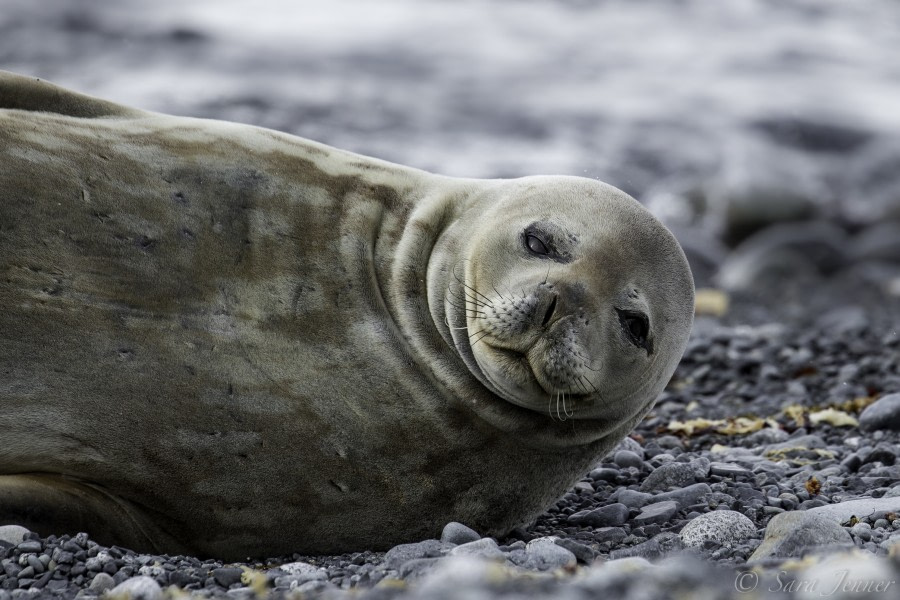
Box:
[0,71,694,559]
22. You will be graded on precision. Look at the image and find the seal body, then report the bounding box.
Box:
[0,71,694,559]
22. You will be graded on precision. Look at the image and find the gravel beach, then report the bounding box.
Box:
[1,0,899,598]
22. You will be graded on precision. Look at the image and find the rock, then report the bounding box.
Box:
[448,538,505,561]
[0,526,30,546]
[277,561,324,580]
[613,450,644,469]
[15,540,42,554]
[212,567,244,588]
[554,538,596,564]
[652,483,713,508]
[617,489,653,509]
[440,522,481,545]
[89,572,115,593]
[640,462,697,493]
[106,576,163,600]
[859,393,900,432]
[680,510,757,548]
[383,539,451,570]
[633,501,679,526]
[522,537,577,571]
[594,527,628,545]
[709,462,751,478]
[749,511,854,562]
[567,503,630,527]
[603,437,645,461]
[398,558,441,581]
[808,497,900,523]
[610,533,682,560]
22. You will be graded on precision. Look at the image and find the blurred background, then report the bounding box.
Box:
[2,0,899,323]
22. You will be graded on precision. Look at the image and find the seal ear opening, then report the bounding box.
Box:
[0,70,141,119]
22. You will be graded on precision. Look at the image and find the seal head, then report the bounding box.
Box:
[426,177,693,438]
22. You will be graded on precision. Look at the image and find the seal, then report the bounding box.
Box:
[0,71,694,559]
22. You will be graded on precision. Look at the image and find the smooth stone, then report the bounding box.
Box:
[594,527,628,545]
[610,532,682,560]
[709,462,751,478]
[448,538,505,561]
[633,501,679,526]
[106,576,162,600]
[523,537,577,571]
[568,503,630,528]
[652,483,713,508]
[680,510,757,548]
[617,490,653,509]
[859,393,900,432]
[749,511,854,562]
[614,450,644,470]
[440,522,481,545]
[808,497,900,523]
[589,468,620,482]
[383,539,451,570]
[88,572,115,593]
[15,541,42,554]
[0,527,29,546]
[553,538,596,564]
[603,437,645,461]
[276,562,323,579]
[640,462,697,493]
[212,567,244,588]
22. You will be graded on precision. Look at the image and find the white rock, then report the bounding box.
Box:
[106,576,163,600]
[680,510,757,548]
[0,525,30,545]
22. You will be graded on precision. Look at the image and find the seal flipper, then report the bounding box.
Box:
[0,70,144,119]
[0,474,192,554]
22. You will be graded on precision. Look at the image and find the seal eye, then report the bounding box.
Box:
[526,234,549,256]
[616,309,651,353]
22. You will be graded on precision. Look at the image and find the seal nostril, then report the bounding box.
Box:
[542,295,558,327]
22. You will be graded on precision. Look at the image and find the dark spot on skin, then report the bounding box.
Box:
[172,191,188,205]
[136,235,157,251]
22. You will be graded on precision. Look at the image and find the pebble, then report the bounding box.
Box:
[106,576,162,600]
[522,537,576,571]
[859,393,900,432]
[808,497,900,523]
[0,527,30,547]
[616,489,653,508]
[680,510,758,548]
[15,541,42,554]
[750,511,854,561]
[88,572,115,593]
[633,501,679,526]
[212,567,244,588]
[440,522,481,545]
[614,450,644,469]
[448,538,505,561]
[567,503,630,527]
[383,539,451,570]
[640,462,697,493]
[652,482,712,508]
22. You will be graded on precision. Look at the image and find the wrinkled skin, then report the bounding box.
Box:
[0,71,694,559]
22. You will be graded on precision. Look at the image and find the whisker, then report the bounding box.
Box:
[470,331,490,346]
[448,285,490,307]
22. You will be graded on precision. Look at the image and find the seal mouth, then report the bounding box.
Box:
[482,340,592,405]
